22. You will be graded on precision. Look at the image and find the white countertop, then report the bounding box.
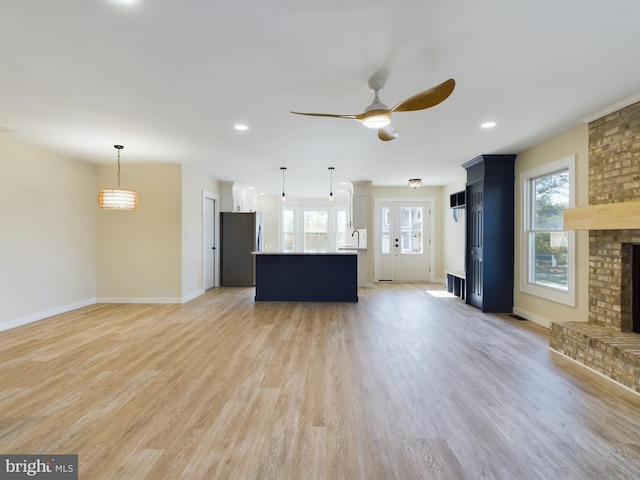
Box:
[252,251,358,255]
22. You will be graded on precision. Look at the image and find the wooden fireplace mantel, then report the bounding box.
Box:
[563,200,640,230]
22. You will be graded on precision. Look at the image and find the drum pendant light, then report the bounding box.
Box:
[98,145,139,210]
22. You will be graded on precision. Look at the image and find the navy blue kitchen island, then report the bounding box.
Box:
[253,252,358,302]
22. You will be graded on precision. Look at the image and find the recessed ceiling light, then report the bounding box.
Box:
[234,124,249,131]
[481,121,497,129]
[111,0,139,7]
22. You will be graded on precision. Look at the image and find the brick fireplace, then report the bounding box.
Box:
[550,100,640,393]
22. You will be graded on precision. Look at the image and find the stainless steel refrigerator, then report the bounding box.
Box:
[220,212,263,286]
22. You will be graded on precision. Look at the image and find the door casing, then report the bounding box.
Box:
[374,197,434,282]
[203,191,220,291]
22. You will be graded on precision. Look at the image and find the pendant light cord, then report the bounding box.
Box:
[281,167,286,198]
[117,148,121,188]
[114,144,124,188]
[328,167,334,199]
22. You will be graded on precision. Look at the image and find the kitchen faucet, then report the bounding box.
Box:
[351,229,360,247]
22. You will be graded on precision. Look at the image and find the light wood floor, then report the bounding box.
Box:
[2,284,640,479]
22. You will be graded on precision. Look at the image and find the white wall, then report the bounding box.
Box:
[181,165,219,301]
[0,137,96,330]
[256,195,281,252]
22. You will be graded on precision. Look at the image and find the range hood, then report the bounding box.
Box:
[563,200,640,230]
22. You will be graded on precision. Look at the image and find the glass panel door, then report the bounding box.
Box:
[376,201,431,282]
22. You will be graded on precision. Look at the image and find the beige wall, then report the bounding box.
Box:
[0,123,590,330]
[513,124,590,326]
[96,163,183,301]
[181,165,219,300]
[0,137,96,330]
[442,172,467,275]
[1,139,221,329]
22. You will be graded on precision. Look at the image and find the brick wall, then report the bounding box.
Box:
[588,102,640,204]
[550,101,640,392]
[588,102,640,330]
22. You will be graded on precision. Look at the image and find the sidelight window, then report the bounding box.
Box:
[381,207,391,254]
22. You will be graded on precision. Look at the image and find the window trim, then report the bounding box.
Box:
[520,155,576,306]
[281,205,347,252]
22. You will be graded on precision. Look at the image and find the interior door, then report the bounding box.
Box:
[467,184,483,308]
[204,196,216,291]
[377,201,431,282]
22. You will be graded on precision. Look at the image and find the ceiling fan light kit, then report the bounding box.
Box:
[361,112,391,129]
[361,91,391,129]
[291,77,455,141]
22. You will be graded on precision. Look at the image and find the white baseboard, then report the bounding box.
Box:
[1,292,206,333]
[512,307,551,328]
[96,297,184,304]
[0,298,96,332]
[182,290,204,303]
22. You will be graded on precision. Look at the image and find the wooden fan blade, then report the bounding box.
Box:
[378,125,398,141]
[290,111,358,120]
[391,78,455,113]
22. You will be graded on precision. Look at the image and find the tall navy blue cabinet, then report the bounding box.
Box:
[462,154,516,313]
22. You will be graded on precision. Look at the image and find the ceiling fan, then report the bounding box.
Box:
[290,74,455,141]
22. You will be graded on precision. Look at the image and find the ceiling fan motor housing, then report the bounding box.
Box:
[364,92,388,112]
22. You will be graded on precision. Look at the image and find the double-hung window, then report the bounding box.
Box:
[303,210,329,252]
[521,155,575,306]
[282,209,296,252]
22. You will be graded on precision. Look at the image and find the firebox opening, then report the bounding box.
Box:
[633,245,640,334]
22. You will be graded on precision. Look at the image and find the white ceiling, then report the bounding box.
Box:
[1,0,639,198]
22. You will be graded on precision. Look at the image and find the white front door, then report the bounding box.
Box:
[376,201,431,282]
